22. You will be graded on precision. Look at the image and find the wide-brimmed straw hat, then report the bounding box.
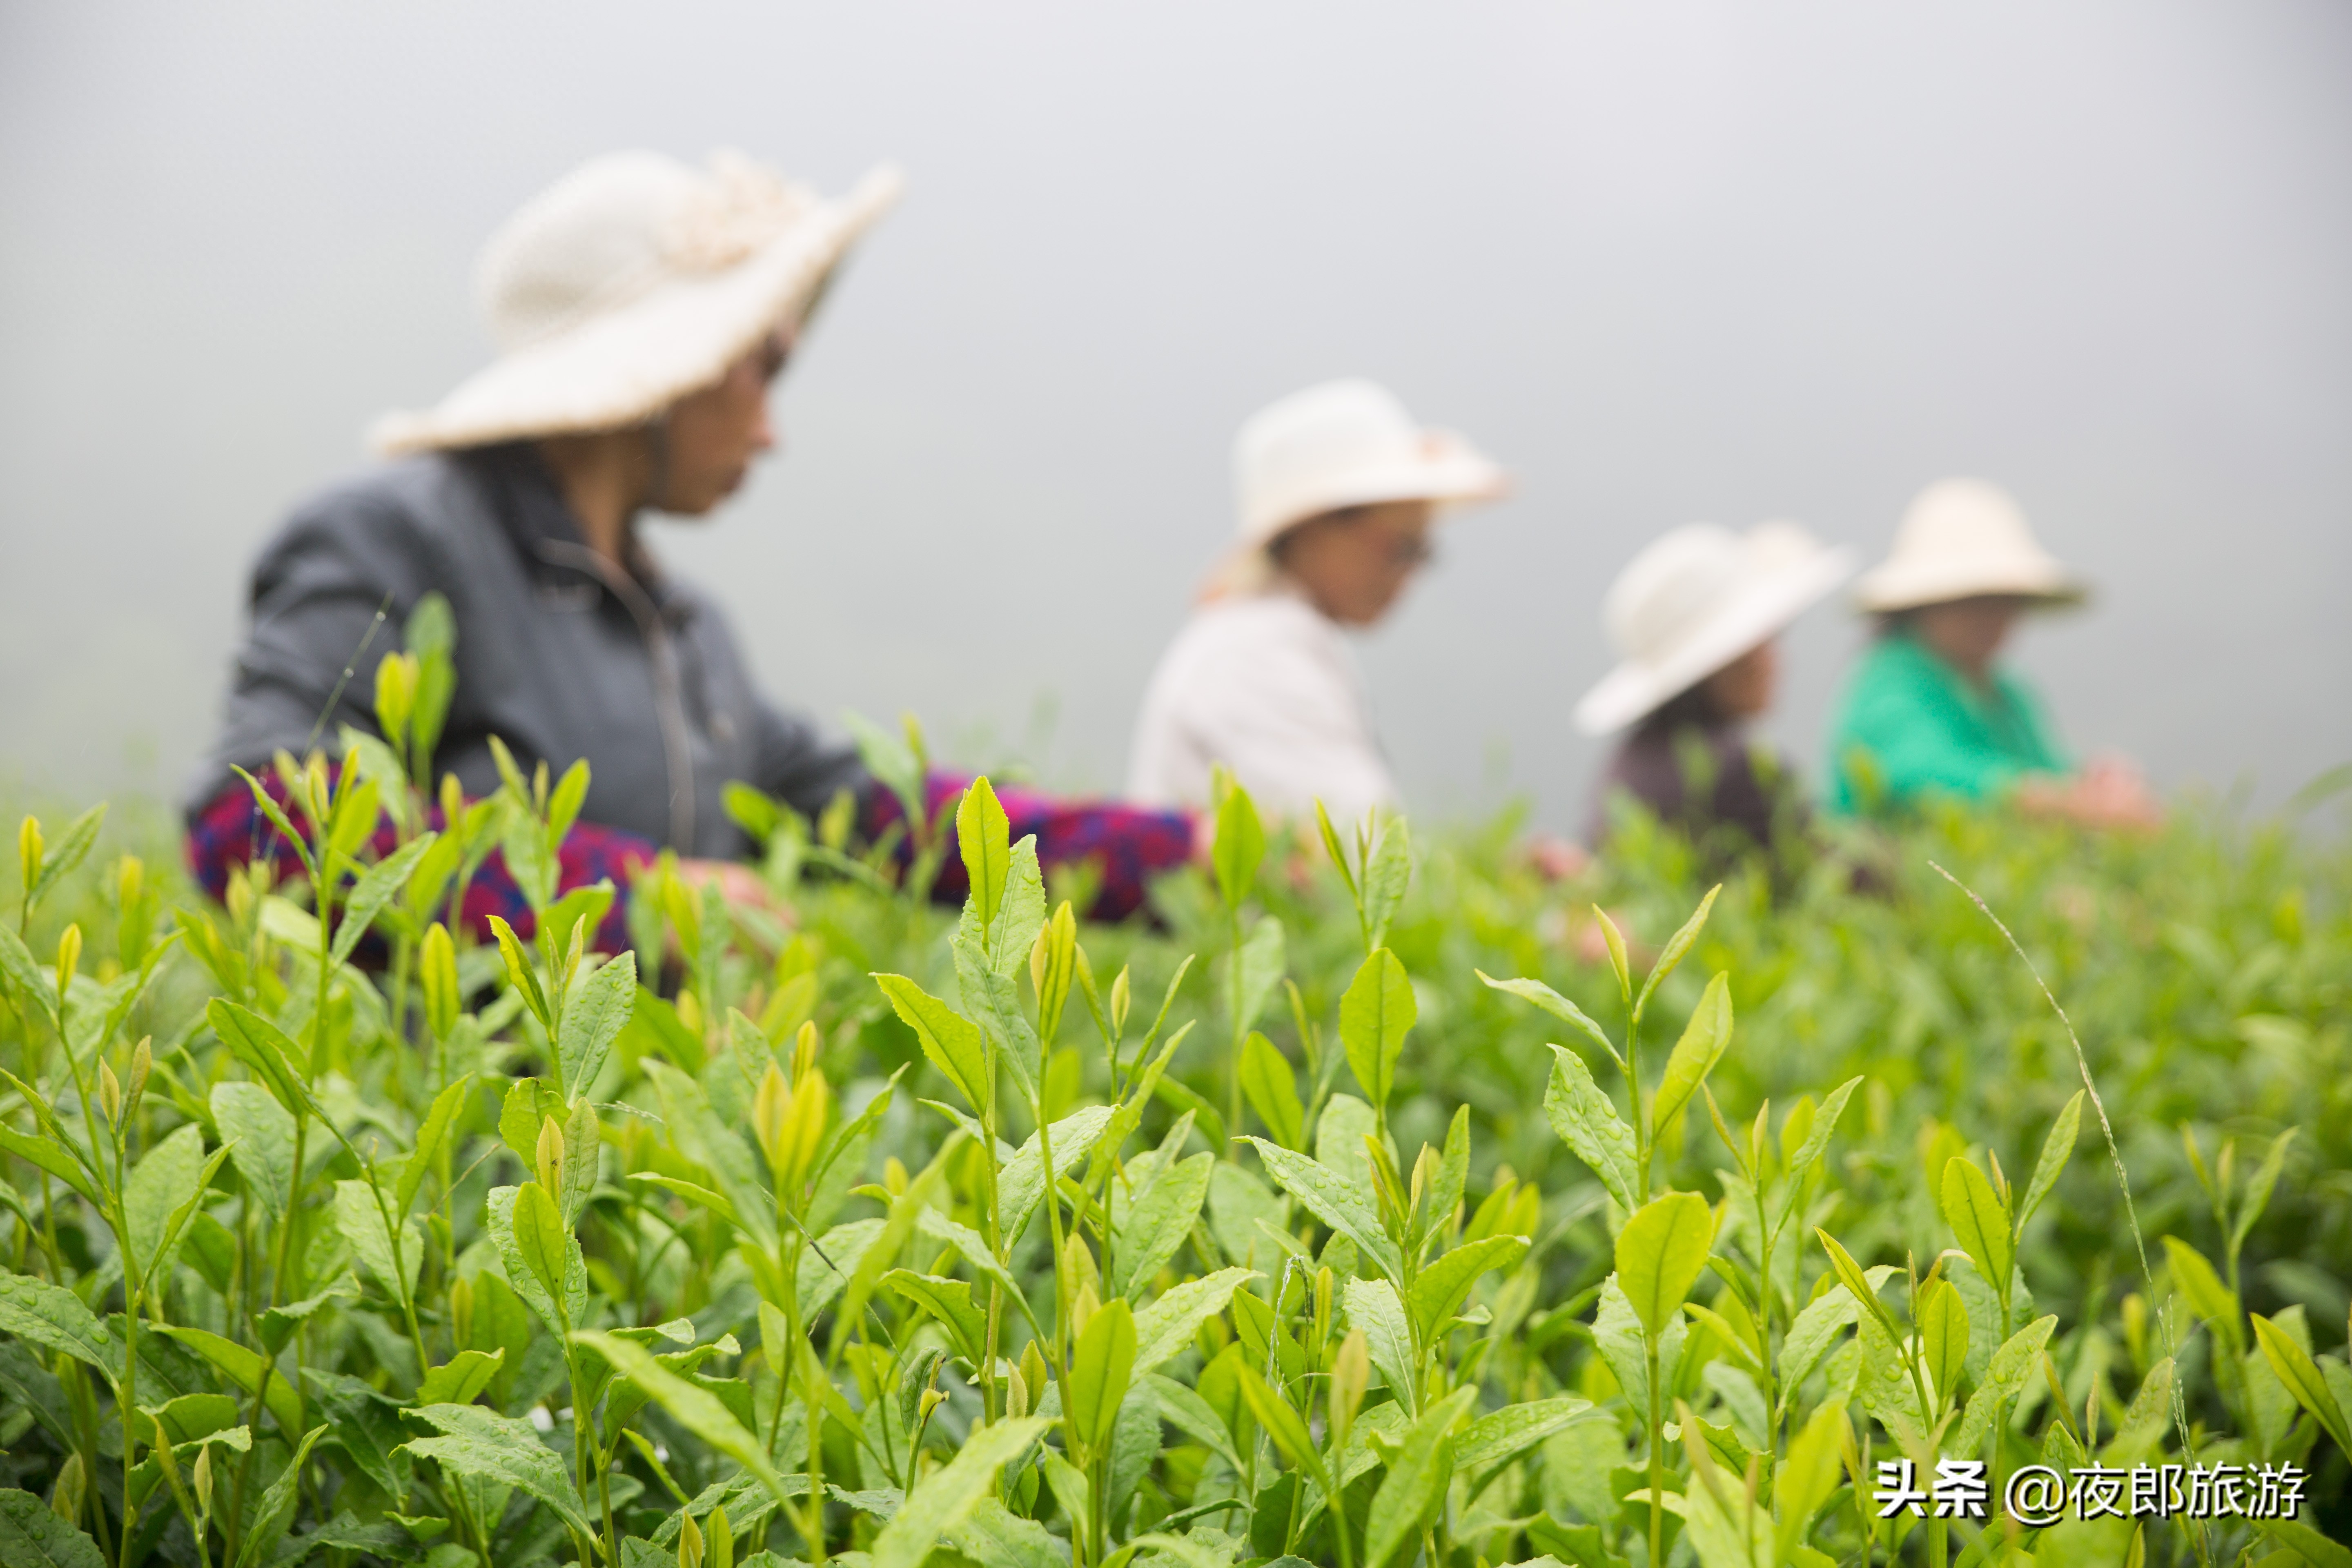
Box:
[1205,380,1505,594]
[371,149,902,454]
[1575,521,1854,736]
[1853,478,2085,612]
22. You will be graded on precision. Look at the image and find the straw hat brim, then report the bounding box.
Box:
[1201,448,1506,601]
[1241,440,1508,551]
[1852,553,2086,612]
[370,165,903,455]
[1575,545,1856,736]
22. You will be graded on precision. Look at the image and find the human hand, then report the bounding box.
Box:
[2021,756,2163,832]
[1528,834,1591,883]
[670,857,793,920]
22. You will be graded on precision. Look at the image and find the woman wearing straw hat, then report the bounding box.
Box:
[1824,478,2159,827]
[187,149,1193,932]
[1126,379,1506,824]
[1577,521,1853,858]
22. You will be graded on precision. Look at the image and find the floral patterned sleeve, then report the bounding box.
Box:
[863,771,1196,921]
[183,777,654,952]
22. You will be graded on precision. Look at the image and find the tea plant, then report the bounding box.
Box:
[0,686,2347,1564]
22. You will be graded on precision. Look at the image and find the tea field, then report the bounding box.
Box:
[1,739,2348,1567]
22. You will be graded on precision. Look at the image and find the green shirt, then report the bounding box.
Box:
[1825,632,2068,815]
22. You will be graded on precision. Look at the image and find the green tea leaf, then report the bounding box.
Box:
[1314,1092,1381,1194]
[1131,1267,1259,1374]
[498,1076,557,1167]
[415,1350,504,1408]
[914,1211,1035,1334]
[1363,1384,1476,1568]
[953,778,1010,929]
[0,1270,114,1379]
[124,1123,207,1279]
[1648,971,1732,1135]
[486,916,550,1033]
[1774,1075,1862,1228]
[1145,1372,1245,1473]
[334,1179,423,1304]
[868,1416,1049,1568]
[2016,1089,2084,1233]
[1451,1395,1593,1489]
[1475,970,1618,1065]
[1067,1297,1136,1452]
[150,1326,302,1435]
[1544,1045,1639,1217]
[884,1273,988,1368]
[1950,1314,2059,1457]
[2232,1128,2297,1256]
[1418,1105,1472,1256]
[2160,1236,2238,1342]
[488,1183,584,1339]
[1774,1398,1849,1558]
[1338,948,1414,1113]
[1359,816,1412,952]
[1211,780,1264,910]
[1918,1276,1970,1410]
[1408,1234,1528,1341]
[997,1104,1114,1246]
[28,804,107,911]
[1233,1365,1328,1493]
[1635,884,1719,1020]
[1938,1156,2015,1303]
[555,952,635,1102]
[0,1483,106,1567]
[2252,1312,2352,1458]
[874,974,989,1111]
[1242,1138,1400,1281]
[1615,1192,1716,1342]
[2258,1518,2352,1568]
[401,1402,593,1537]
[206,998,316,1120]
[1227,915,1288,1043]
[0,1124,101,1208]
[559,1097,600,1226]
[1853,1305,1930,1459]
[1343,1276,1417,1414]
[231,1424,327,1568]
[1110,1151,1214,1301]
[1778,1264,1901,1402]
[1814,1230,1901,1341]
[397,1075,473,1215]
[572,1330,794,1515]
[330,835,436,967]
[1677,1407,1772,1568]
[0,922,60,1031]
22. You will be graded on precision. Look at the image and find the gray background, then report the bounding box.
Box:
[4,1,2348,829]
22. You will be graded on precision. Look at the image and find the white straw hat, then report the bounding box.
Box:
[1232,379,1505,547]
[1853,478,2085,612]
[371,149,903,454]
[1574,521,1854,736]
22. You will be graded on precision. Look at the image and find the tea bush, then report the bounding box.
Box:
[0,716,2347,1566]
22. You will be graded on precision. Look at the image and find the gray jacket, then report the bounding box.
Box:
[187,444,866,857]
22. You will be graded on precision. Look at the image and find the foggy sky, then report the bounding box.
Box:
[4,1,2349,829]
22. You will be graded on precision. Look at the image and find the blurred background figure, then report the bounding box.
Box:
[186,148,1192,932]
[1126,380,1505,825]
[1577,521,1853,862]
[1827,479,2162,829]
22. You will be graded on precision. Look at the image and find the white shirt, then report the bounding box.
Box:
[1126,585,1402,824]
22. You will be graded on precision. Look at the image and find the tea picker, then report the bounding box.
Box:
[187,149,1193,935]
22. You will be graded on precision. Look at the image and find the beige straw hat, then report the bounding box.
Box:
[371,149,903,454]
[1853,478,2085,612]
[1205,380,1506,593]
[1575,520,1854,736]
